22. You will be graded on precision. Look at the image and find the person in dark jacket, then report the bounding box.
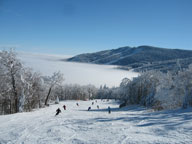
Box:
[88,107,91,111]
[63,105,66,110]
[97,105,99,109]
[76,103,79,106]
[108,106,111,114]
[55,108,61,116]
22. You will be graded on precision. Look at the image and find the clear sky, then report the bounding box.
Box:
[0,0,191,55]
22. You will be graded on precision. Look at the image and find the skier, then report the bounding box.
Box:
[88,106,91,111]
[76,103,79,106]
[97,105,99,109]
[55,108,61,116]
[108,106,111,114]
[63,105,66,110]
[92,102,94,105]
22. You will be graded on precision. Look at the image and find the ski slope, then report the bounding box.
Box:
[0,100,192,144]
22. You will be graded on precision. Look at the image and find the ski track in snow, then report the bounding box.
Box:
[0,100,192,144]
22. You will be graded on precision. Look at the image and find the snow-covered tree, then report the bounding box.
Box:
[0,50,23,113]
[176,64,192,108]
[0,50,46,114]
[43,71,64,106]
[55,96,60,104]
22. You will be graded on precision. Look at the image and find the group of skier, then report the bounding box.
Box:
[87,101,111,114]
[55,100,111,116]
[55,105,66,116]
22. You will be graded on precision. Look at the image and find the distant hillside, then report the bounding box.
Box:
[67,46,192,72]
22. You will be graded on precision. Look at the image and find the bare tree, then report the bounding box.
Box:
[44,71,64,106]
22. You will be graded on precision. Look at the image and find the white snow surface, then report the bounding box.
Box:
[17,52,138,87]
[0,100,192,144]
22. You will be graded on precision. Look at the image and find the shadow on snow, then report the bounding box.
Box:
[82,106,192,135]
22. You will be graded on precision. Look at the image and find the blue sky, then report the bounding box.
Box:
[0,0,191,55]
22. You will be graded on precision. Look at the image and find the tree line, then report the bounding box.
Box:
[1,50,192,115]
[0,50,97,115]
[95,67,192,110]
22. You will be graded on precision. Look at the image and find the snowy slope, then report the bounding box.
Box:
[0,100,192,144]
[17,52,138,87]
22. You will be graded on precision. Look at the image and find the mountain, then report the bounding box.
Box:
[67,46,192,72]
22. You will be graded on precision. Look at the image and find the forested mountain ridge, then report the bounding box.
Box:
[67,46,192,72]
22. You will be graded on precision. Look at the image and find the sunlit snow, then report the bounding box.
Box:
[0,100,191,144]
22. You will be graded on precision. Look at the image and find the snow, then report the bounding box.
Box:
[0,100,192,144]
[17,52,138,87]
[106,48,143,65]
